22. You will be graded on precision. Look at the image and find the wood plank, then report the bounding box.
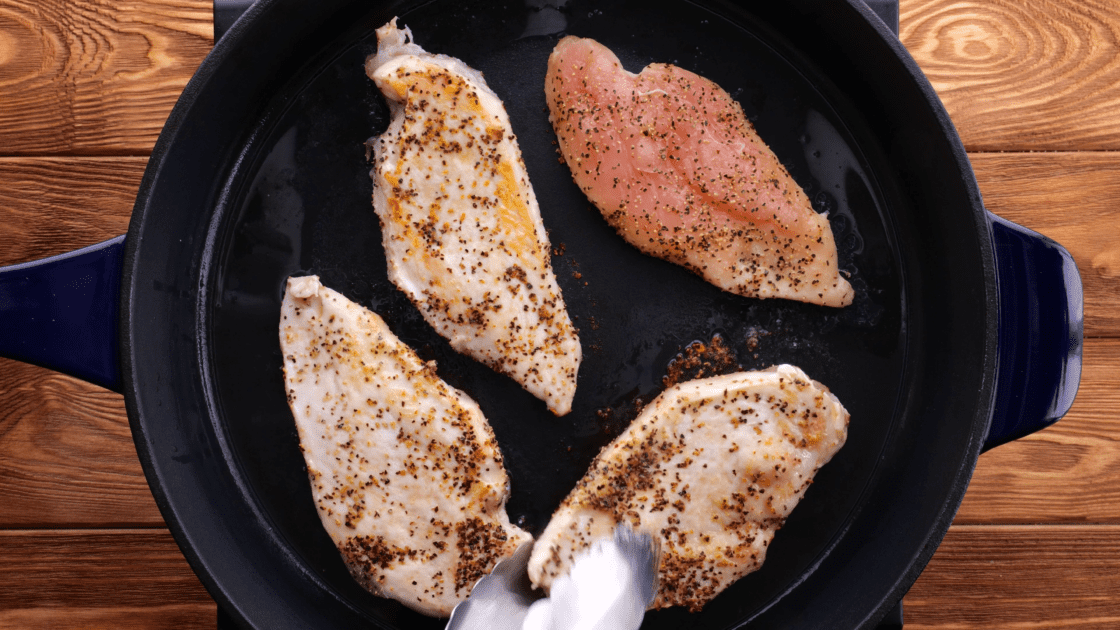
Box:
[902,0,1120,151]
[905,525,1120,629]
[0,158,158,527]
[0,529,214,629]
[0,606,214,630]
[0,526,1116,628]
[955,337,1120,524]
[0,0,212,155]
[0,157,141,265]
[0,359,164,527]
[970,151,1120,338]
[0,0,1117,155]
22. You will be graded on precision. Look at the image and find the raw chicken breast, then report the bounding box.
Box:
[279,275,532,617]
[366,19,582,415]
[527,365,849,612]
[546,36,854,307]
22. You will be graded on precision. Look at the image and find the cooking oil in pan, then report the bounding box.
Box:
[206,4,908,626]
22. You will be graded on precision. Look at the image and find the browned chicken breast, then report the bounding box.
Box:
[527,365,849,612]
[279,275,532,617]
[366,19,582,415]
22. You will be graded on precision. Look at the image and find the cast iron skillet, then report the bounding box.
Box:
[0,0,1082,628]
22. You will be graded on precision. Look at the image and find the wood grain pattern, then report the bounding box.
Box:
[0,157,141,265]
[0,526,1113,629]
[0,158,158,527]
[902,0,1120,151]
[0,0,211,156]
[0,158,156,528]
[0,359,164,527]
[1,0,1118,154]
[904,525,1120,629]
[956,337,1120,524]
[0,606,214,630]
[0,529,213,629]
[971,151,1120,338]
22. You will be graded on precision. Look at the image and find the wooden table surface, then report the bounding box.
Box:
[2,0,1118,627]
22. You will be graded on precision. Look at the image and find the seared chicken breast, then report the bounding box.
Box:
[527,365,849,612]
[366,19,582,415]
[279,275,532,617]
[546,36,853,307]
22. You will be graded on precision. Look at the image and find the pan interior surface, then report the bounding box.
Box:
[209,0,902,626]
[123,0,990,628]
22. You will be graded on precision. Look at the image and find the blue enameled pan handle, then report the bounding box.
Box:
[984,213,1083,451]
[0,236,125,392]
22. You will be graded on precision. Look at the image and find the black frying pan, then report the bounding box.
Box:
[0,0,1082,628]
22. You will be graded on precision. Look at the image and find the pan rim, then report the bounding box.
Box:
[122,0,998,628]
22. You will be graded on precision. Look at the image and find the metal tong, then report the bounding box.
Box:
[447,525,659,630]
